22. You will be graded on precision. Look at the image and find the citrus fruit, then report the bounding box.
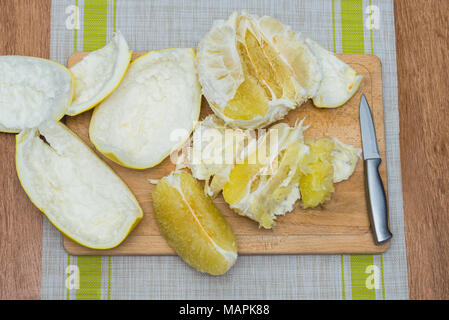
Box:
[185,114,254,197]
[223,122,309,228]
[152,170,237,275]
[197,11,321,129]
[299,137,335,208]
[197,11,364,128]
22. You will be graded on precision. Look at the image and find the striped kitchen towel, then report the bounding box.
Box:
[42,0,408,299]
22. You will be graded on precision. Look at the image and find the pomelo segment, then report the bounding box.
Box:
[198,12,313,129]
[152,171,237,275]
[257,16,322,99]
[183,114,254,197]
[223,122,309,228]
[197,11,323,129]
[198,12,363,128]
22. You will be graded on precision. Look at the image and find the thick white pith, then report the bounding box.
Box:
[0,56,73,132]
[16,121,143,249]
[67,32,132,116]
[89,48,201,169]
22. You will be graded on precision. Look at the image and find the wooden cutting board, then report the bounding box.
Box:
[64,52,389,255]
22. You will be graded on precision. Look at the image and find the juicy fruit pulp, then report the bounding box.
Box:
[242,28,296,101]
[198,11,320,129]
[299,137,335,208]
[183,115,254,197]
[223,75,268,121]
[222,27,299,122]
[257,16,321,97]
[183,117,361,228]
[222,123,308,228]
[152,171,237,275]
[198,11,363,128]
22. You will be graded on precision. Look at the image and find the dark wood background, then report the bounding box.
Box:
[0,0,448,299]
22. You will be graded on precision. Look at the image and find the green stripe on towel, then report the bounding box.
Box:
[340,0,381,300]
[77,256,102,300]
[83,0,108,51]
[75,0,109,300]
[350,255,376,300]
[341,0,365,54]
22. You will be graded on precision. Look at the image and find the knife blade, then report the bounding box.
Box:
[360,94,392,245]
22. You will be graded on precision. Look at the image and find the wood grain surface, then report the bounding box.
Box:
[0,0,51,300]
[64,53,389,255]
[1,0,449,299]
[395,0,449,300]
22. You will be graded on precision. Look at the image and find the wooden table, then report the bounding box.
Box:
[0,0,448,300]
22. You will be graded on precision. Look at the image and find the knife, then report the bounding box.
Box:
[360,94,392,245]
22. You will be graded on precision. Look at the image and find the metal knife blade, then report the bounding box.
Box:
[359,94,392,245]
[360,94,380,160]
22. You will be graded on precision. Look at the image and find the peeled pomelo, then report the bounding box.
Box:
[67,32,132,116]
[197,11,364,128]
[222,121,309,228]
[15,120,143,249]
[197,11,321,129]
[183,114,254,197]
[0,56,73,133]
[152,170,237,275]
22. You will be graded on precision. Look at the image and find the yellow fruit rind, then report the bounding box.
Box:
[0,56,75,133]
[67,50,133,116]
[15,123,143,250]
[312,75,363,109]
[89,48,201,170]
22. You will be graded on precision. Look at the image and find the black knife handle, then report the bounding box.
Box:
[364,158,393,244]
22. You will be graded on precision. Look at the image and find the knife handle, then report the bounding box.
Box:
[364,158,393,244]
